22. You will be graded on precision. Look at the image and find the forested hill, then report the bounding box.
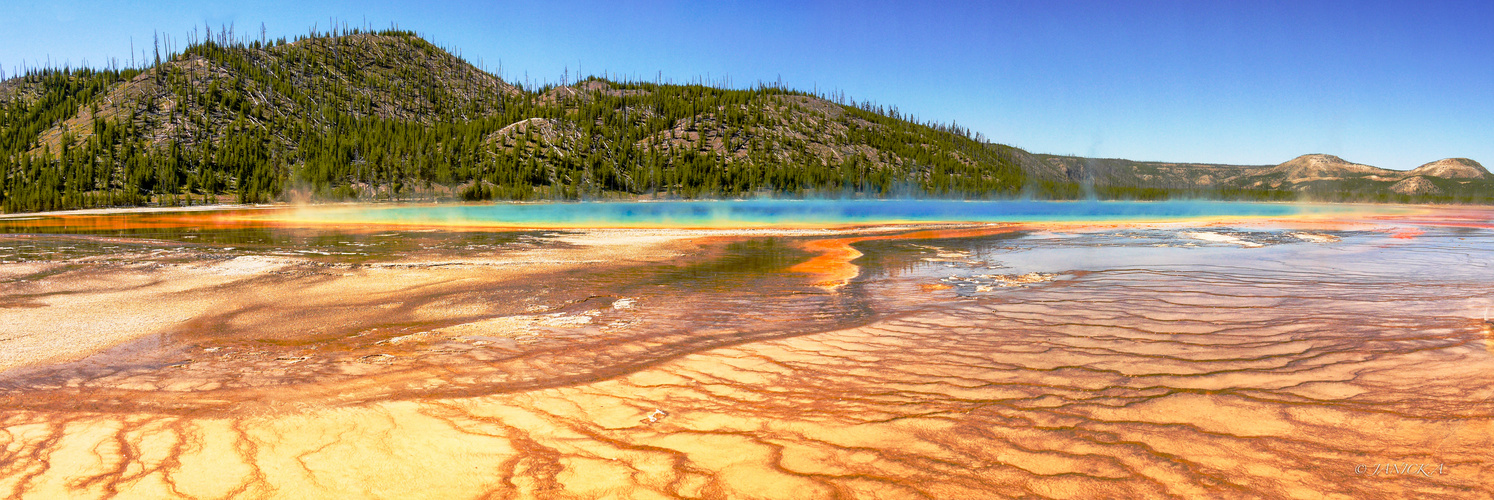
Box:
[0,28,1024,213]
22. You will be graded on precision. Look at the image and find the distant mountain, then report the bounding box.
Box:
[1010,152,1492,201]
[1408,158,1489,179]
[1025,155,1263,189]
[1257,154,1393,184]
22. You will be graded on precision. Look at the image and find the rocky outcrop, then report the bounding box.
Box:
[1389,176,1441,195]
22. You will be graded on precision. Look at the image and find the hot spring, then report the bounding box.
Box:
[0,200,1488,499]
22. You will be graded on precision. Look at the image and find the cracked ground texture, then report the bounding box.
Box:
[0,209,1492,499]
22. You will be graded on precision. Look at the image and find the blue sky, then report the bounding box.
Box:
[2,0,1490,170]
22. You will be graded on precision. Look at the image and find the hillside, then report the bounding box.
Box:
[1019,153,1494,202]
[0,29,1020,212]
[1,29,1488,213]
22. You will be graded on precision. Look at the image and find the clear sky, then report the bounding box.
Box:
[2,0,1490,170]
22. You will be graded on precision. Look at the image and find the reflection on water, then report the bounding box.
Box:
[1,204,1491,498]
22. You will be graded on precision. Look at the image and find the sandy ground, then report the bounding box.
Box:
[0,223,916,372]
[0,231,688,372]
[2,209,1493,498]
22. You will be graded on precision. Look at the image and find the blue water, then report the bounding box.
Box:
[278,200,1392,227]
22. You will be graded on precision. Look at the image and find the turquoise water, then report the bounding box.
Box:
[279,200,1392,227]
